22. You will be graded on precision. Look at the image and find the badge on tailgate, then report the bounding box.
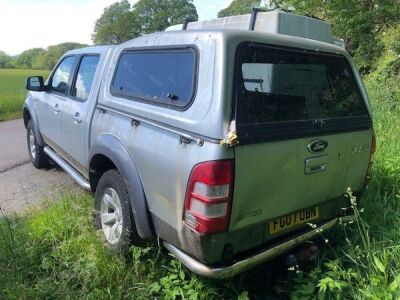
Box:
[269,207,320,235]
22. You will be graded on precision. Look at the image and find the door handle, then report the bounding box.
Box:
[73,112,82,124]
[305,156,328,174]
[305,163,326,174]
[54,104,60,113]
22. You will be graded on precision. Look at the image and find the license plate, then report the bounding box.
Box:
[269,207,320,235]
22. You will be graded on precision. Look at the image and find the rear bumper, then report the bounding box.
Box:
[164,215,354,279]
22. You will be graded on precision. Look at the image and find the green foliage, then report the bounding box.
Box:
[271,0,400,73]
[132,0,198,35]
[287,189,400,299]
[34,42,88,70]
[14,48,46,69]
[92,0,136,45]
[217,0,264,17]
[0,42,86,71]
[92,0,198,45]
[0,51,13,69]
[0,68,50,121]
[0,194,244,299]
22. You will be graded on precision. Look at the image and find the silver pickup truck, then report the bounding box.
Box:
[23,11,375,278]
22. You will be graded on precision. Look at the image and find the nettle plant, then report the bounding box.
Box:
[287,188,400,300]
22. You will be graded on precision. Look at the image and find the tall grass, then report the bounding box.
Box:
[0,69,50,121]
[0,195,240,299]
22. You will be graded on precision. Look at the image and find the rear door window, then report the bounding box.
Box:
[235,43,371,142]
[111,47,197,109]
[71,55,100,101]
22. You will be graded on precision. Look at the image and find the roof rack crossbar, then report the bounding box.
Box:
[182,18,190,30]
[248,7,266,31]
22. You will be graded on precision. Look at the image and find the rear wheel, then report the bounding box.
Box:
[27,120,49,169]
[95,169,143,255]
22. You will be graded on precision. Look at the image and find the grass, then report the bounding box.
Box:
[0,69,50,121]
[0,195,242,299]
[0,72,399,299]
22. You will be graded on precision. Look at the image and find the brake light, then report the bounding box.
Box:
[183,160,234,234]
[364,135,376,185]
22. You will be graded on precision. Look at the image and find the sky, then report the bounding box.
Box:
[0,0,232,56]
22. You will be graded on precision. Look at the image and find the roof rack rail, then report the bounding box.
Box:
[166,10,335,45]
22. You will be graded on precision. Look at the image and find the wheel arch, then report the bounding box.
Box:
[89,134,154,240]
[23,99,44,146]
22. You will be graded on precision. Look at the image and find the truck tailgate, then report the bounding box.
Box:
[229,42,374,234]
[229,130,373,231]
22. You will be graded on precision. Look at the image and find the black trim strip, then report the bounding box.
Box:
[237,117,372,144]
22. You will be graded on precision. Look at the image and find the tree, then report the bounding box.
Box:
[92,0,198,45]
[35,43,88,70]
[218,0,264,17]
[132,0,198,35]
[92,0,136,45]
[270,0,400,73]
[0,51,12,69]
[14,48,45,69]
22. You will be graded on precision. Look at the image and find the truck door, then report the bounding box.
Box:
[35,56,76,148]
[61,55,100,174]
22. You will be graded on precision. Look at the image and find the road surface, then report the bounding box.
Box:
[0,119,83,214]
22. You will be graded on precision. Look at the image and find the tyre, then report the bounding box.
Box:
[95,169,143,255]
[26,120,49,169]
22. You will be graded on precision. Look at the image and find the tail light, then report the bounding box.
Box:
[183,160,234,234]
[364,135,376,185]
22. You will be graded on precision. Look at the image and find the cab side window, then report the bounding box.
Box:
[72,55,100,101]
[49,56,75,94]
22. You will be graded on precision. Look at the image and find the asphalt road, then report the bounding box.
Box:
[0,119,83,214]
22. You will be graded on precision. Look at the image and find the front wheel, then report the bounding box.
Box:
[26,120,49,169]
[94,169,143,255]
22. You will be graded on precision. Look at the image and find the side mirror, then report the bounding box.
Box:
[26,76,45,92]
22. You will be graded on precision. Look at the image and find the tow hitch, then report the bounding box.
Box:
[285,244,319,268]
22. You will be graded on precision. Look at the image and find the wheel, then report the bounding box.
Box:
[27,120,49,169]
[95,169,143,255]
